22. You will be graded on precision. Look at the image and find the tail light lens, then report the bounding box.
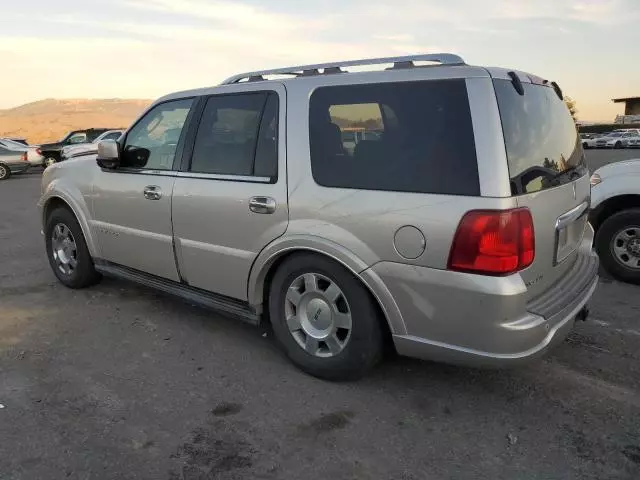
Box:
[448,208,535,276]
[36,148,41,155]
[21,152,28,162]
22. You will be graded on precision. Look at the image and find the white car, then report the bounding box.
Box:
[581,134,604,149]
[624,133,640,148]
[594,131,636,149]
[60,130,124,161]
[0,138,43,167]
[590,159,640,283]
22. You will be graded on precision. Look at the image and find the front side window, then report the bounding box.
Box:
[102,132,122,141]
[309,79,479,195]
[190,92,278,179]
[122,98,193,170]
[68,133,87,144]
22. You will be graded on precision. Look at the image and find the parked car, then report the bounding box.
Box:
[624,133,640,148]
[39,54,598,380]
[60,130,124,161]
[594,131,634,149]
[39,128,121,167]
[590,159,640,284]
[0,145,29,180]
[0,138,44,167]
[581,133,604,149]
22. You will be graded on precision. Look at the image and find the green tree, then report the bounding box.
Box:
[565,96,578,122]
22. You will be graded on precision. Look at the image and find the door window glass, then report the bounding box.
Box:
[122,98,193,170]
[190,92,278,179]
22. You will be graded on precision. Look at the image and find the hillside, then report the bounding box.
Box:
[0,99,152,144]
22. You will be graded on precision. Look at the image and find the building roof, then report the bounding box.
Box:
[612,97,640,103]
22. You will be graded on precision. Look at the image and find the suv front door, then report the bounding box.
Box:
[171,85,288,300]
[91,98,195,280]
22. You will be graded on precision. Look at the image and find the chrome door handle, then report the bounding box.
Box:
[249,196,276,214]
[143,186,162,200]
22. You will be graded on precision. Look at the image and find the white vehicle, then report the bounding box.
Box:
[0,138,43,167]
[60,130,124,161]
[594,131,636,149]
[581,133,603,149]
[590,159,640,283]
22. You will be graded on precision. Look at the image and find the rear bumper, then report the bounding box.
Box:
[370,237,599,368]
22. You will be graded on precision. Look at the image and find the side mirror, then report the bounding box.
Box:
[96,140,120,169]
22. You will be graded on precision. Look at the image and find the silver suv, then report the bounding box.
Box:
[39,54,599,380]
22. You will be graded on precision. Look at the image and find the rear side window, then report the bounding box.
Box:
[493,79,586,195]
[309,80,479,196]
[190,92,278,179]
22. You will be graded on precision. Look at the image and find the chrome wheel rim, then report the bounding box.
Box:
[611,226,640,270]
[45,158,56,167]
[51,223,78,276]
[284,273,352,358]
[0,165,7,179]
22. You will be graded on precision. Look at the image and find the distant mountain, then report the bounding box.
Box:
[0,99,152,144]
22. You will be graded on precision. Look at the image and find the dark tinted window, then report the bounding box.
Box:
[493,79,586,195]
[190,92,277,178]
[309,80,479,195]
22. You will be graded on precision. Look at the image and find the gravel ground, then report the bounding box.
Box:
[1,154,639,479]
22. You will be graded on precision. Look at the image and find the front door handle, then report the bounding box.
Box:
[143,185,162,200]
[249,196,276,214]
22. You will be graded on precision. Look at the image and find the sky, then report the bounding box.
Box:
[1,0,639,122]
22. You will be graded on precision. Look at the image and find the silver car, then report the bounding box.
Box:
[0,145,30,180]
[0,138,43,167]
[39,54,598,380]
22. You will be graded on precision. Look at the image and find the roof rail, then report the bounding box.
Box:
[221,53,465,84]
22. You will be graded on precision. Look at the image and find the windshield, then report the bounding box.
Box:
[493,79,586,195]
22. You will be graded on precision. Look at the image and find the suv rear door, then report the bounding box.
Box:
[491,74,590,300]
[171,84,288,301]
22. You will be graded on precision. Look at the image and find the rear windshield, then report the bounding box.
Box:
[493,79,586,196]
[309,79,480,196]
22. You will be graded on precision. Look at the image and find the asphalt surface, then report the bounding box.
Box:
[1,151,639,480]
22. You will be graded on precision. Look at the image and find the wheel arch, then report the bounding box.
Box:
[42,193,99,258]
[590,194,640,233]
[248,237,406,336]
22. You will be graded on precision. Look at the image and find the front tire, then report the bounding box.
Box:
[0,163,10,180]
[614,141,623,149]
[45,207,101,288]
[595,208,640,284]
[44,157,57,168]
[268,253,384,381]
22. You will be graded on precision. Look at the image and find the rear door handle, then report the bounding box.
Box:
[143,185,162,200]
[249,196,276,214]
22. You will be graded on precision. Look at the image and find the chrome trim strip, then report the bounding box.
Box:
[556,201,589,230]
[176,172,272,183]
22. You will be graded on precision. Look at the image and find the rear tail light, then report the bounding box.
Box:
[448,208,535,276]
[21,152,28,162]
[36,148,41,155]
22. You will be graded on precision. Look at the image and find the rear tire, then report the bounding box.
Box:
[268,253,384,381]
[45,207,102,288]
[582,142,589,149]
[0,163,10,180]
[44,157,57,168]
[614,141,622,149]
[595,208,640,285]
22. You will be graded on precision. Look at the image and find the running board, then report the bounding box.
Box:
[94,261,260,325]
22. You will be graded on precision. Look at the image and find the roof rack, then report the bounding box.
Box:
[221,53,465,85]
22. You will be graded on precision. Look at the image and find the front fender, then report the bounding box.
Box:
[247,234,407,335]
[39,176,99,258]
[591,174,640,210]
